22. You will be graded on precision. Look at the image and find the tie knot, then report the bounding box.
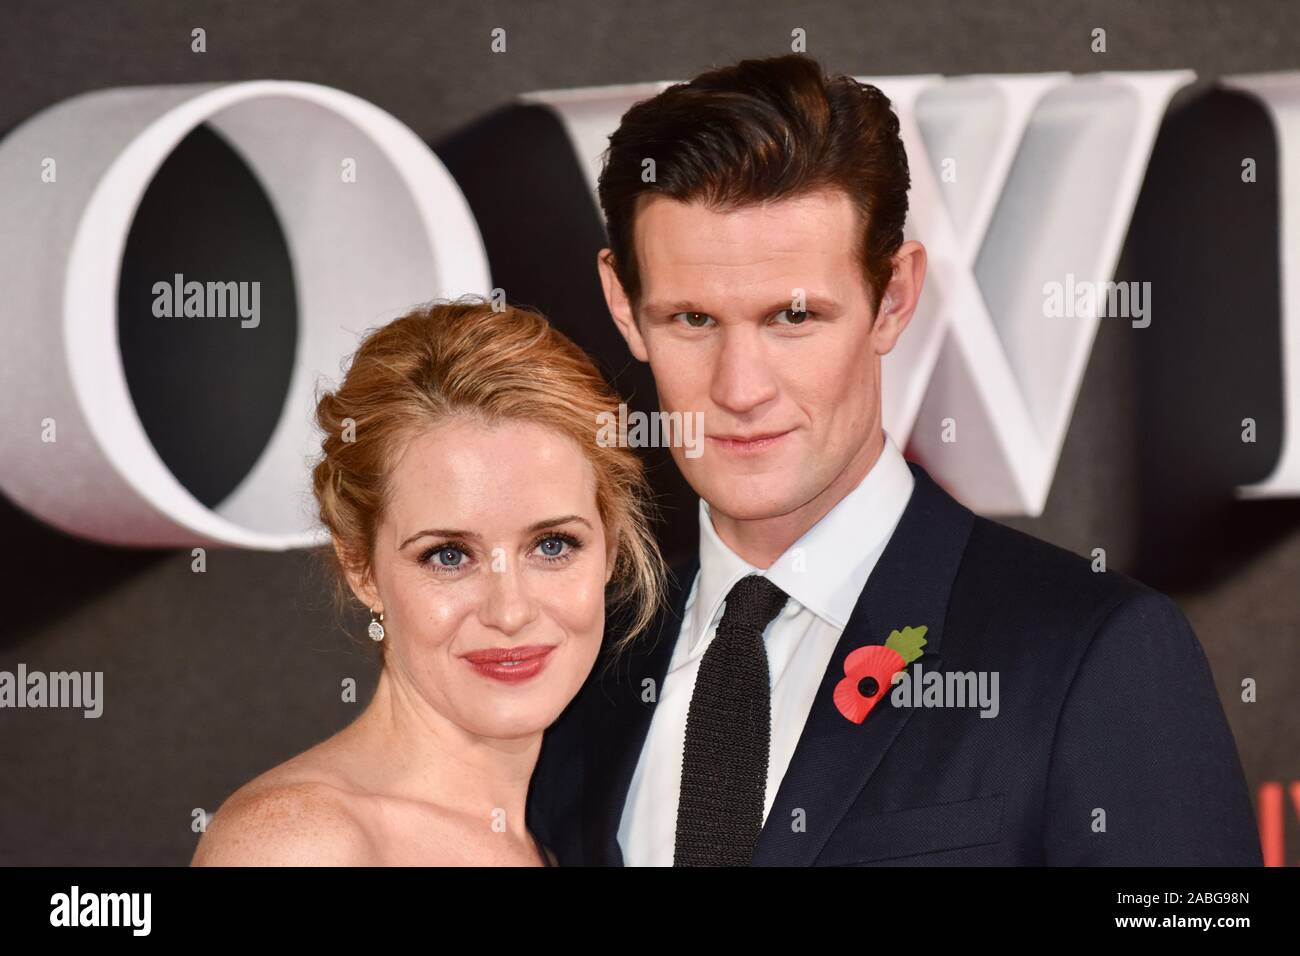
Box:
[720,574,789,633]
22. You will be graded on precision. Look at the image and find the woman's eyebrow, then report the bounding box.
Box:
[525,515,593,533]
[398,527,479,549]
[399,516,591,549]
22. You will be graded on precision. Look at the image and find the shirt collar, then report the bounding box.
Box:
[686,429,916,653]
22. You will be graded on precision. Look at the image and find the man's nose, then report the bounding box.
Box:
[709,324,779,414]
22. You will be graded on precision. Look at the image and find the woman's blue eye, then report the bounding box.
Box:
[538,536,567,557]
[419,543,469,573]
[434,547,463,567]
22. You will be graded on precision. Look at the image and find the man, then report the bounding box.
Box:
[527,54,1261,866]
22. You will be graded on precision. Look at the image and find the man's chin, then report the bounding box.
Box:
[692,475,812,524]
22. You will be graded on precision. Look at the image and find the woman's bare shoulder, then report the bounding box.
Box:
[191,756,377,866]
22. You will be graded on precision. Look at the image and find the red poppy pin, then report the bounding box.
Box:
[833,625,928,724]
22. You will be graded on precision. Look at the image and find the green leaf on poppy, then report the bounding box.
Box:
[885,625,928,663]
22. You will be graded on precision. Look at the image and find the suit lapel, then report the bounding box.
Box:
[584,554,699,866]
[751,461,975,866]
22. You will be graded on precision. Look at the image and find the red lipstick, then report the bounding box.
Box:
[462,644,556,684]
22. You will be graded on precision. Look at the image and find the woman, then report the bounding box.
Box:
[192,297,665,866]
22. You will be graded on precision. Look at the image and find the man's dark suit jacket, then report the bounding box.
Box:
[527,460,1262,865]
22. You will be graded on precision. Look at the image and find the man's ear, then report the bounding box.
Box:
[597,248,649,362]
[872,239,927,356]
[333,536,380,611]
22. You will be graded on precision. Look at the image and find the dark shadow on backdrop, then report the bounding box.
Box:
[1127,86,1300,591]
[0,497,169,645]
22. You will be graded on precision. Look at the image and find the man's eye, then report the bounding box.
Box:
[773,308,810,325]
[672,311,714,328]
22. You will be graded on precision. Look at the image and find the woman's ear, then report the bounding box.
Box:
[334,537,380,610]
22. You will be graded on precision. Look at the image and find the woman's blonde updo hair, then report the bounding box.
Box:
[311,296,665,653]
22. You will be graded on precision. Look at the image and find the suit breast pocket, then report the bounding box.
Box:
[816,793,1006,865]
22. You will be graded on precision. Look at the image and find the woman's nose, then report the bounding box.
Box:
[478,559,540,635]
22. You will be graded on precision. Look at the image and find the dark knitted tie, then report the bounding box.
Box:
[674,573,789,866]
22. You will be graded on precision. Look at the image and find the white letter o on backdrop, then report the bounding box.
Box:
[0,81,491,549]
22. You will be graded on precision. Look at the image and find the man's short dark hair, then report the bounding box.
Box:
[596,53,911,313]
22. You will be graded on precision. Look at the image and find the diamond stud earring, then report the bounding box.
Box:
[368,608,385,641]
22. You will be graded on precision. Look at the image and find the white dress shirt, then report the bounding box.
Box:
[617,429,917,865]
